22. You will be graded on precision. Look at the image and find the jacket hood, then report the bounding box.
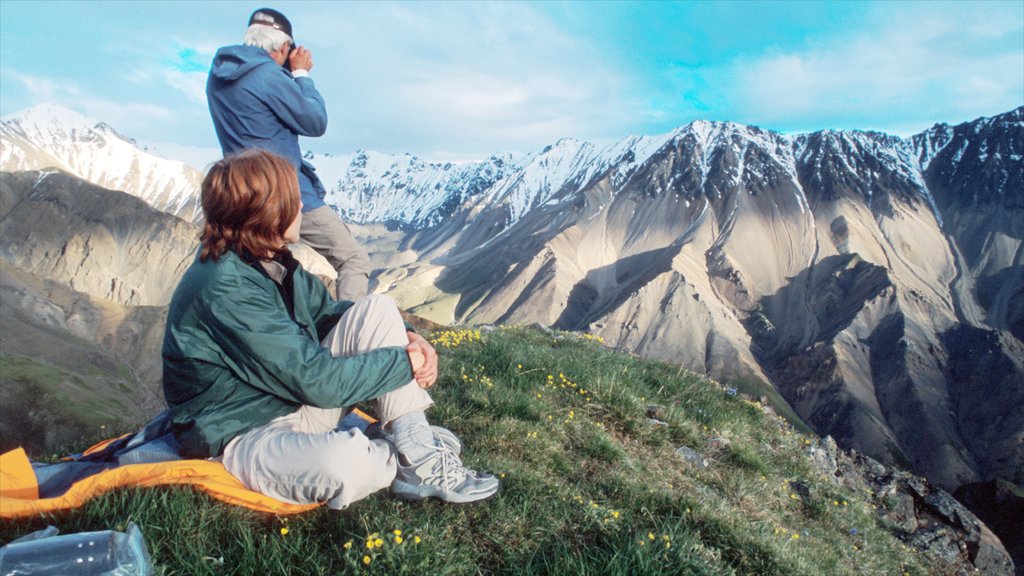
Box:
[210,45,278,82]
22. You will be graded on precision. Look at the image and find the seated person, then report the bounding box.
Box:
[162,149,499,508]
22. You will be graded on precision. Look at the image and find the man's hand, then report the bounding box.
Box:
[289,46,314,72]
[406,331,438,389]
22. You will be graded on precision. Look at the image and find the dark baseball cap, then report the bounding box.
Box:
[249,8,293,40]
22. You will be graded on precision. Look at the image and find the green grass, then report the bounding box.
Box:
[0,355,138,455]
[1,326,929,575]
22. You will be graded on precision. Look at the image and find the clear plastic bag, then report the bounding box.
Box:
[0,522,152,576]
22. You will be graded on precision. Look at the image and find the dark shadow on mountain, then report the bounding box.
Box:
[552,246,679,331]
[954,479,1024,573]
[942,324,1024,487]
[748,253,892,363]
[552,279,598,330]
[976,265,1024,342]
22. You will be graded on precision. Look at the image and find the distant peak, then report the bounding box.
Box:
[3,102,99,130]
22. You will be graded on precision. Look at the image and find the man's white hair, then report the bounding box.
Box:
[243,22,291,53]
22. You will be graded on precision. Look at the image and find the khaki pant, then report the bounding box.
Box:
[300,205,371,301]
[222,294,432,510]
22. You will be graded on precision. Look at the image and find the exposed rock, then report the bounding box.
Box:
[805,435,840,477]
[805,438,1016,575]
[674,446,709,470]
[954,480,1024,576]
[706,435,731,452]
[645,404,668,421]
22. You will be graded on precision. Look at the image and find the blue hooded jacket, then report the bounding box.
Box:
[207,44,328,211]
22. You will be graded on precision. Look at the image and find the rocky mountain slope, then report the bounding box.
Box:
[0,170,199,306]
[0,257,167,454]
[1,105,1020,501]
[0,169,197,452]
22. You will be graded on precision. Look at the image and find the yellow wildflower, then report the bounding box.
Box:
[280,527,289,536]
[414,536,422,544]
[362,555,371,565]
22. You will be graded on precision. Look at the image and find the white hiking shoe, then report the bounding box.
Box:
[391,440,500,503]
[430,425,461,456]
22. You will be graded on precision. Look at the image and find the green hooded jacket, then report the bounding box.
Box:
[162,249,413,458]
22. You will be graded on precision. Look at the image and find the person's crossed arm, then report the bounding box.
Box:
[406,331,438,389]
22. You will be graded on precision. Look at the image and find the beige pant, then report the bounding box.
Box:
[299,205,371,301]
[222,294,433,510]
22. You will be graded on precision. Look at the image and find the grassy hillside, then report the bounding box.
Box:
[0,325,930,575]
[0,354,139,456]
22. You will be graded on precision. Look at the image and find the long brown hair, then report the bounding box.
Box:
[199,149,301,262]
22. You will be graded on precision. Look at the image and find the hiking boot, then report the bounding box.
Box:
[431,425,462,456]
[391,440,500,503]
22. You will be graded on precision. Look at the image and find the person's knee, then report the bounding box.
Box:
[336,248,370,276]
[360,293,395,309]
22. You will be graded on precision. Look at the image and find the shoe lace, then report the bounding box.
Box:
[433,442,467,489]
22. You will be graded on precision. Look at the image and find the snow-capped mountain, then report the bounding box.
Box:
[1,103,203,222]
[313,149,521,228]
[311,119,948,241]
[136,139,221,173]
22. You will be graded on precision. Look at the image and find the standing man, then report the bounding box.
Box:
[206,8,370,301]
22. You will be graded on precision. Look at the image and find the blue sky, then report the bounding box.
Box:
[1,0,1021,161]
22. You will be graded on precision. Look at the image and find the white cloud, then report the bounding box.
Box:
[294,2,623,158]
[8,71,83,101]
[6,69,173,134]
[720,3,1024,132]
[162,68,207,105]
